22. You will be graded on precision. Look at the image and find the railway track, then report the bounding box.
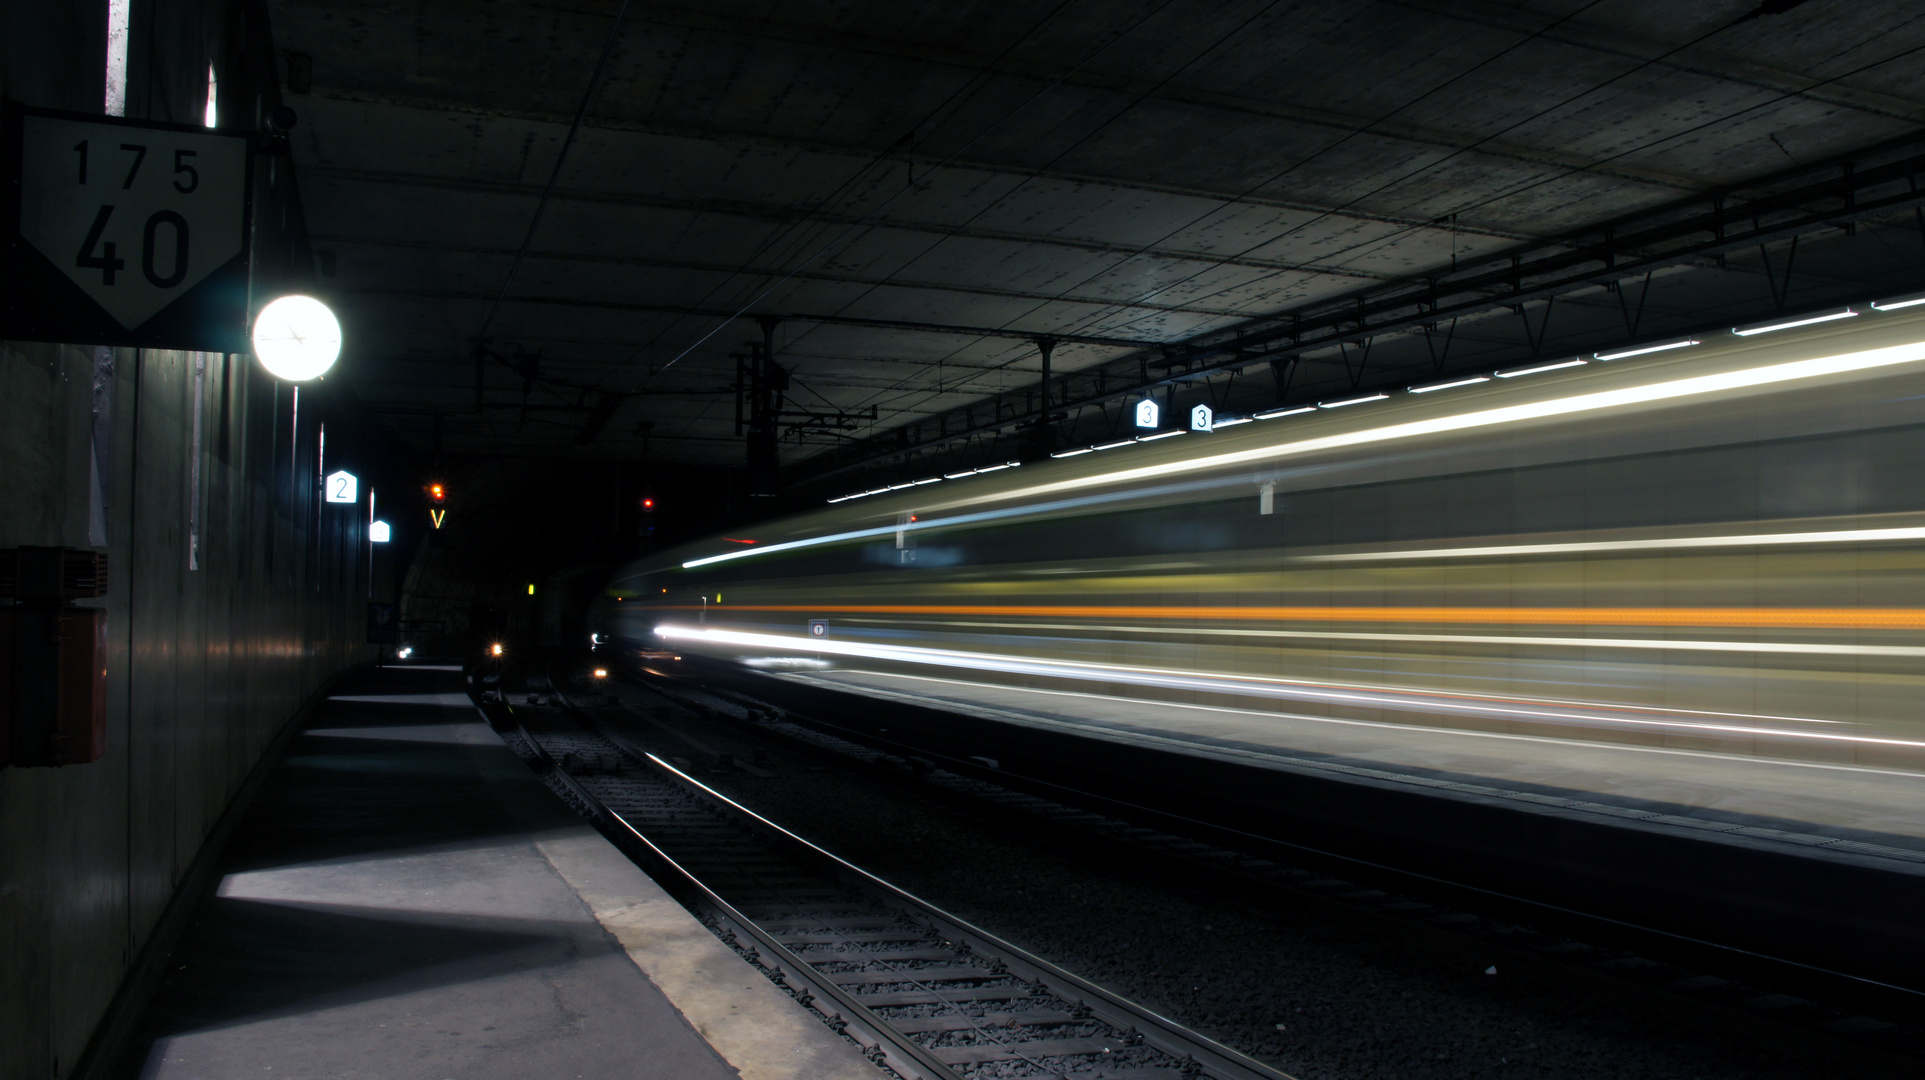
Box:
[490,675,1291,1080]
[606,662,1925,1067]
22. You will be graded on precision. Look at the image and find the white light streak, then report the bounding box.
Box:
[653,625,1925,750]
[913,477,944,485]
[1136,430,1185,441]
[1050,448,1093,458]
[1732,308,1857,336]
[1496,358,1586,378]
[988,336,1925,508]
[1092,439,1136,450]
[685,336,1925,570]
[924,619,1925,659]
[1593,338,1698,361]
[1253,406,1315,419]
[1409,376,1490,394]
[1307,524,1925,562]
[1211,416,1253,427]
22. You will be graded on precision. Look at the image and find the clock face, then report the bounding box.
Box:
[252,295,341,380]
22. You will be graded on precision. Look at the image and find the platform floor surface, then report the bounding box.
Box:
[120,665,765,1080]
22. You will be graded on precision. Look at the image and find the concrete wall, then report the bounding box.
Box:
[3,3,371,1077]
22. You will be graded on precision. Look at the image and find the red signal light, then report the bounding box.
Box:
[429,483,446,504]
[641,498,654,512]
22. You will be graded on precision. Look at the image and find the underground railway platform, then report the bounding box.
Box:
[16,2,1925,1078]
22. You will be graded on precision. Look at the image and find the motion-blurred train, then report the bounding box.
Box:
[600,305,1925,776]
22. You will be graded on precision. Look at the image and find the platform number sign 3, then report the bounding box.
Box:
[16,112,246,333]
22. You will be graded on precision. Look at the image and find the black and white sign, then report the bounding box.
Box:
[324,470,358,504]
[3,105,251,351]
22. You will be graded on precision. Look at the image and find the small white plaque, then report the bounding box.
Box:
[325,470,358,504]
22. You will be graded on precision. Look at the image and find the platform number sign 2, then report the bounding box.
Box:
[4,106,250,350]
[325,470,359,504]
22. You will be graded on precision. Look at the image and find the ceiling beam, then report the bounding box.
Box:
[310,222,1412,287]
[332,286,1163,348]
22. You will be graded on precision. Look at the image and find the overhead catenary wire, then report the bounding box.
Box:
[1068,17,1925,346]
[801,0,1625,419]
[756,0,1309,423]
[839,7,1925,430]
[474,0,635,345]
[624,0,1101,379]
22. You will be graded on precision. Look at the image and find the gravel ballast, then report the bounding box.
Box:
[581,677,1905,1079]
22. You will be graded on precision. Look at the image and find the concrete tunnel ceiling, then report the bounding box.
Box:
[269,0,1925,488]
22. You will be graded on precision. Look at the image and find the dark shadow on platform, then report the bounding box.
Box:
[124,897,615,1038]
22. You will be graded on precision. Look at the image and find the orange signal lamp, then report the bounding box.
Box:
[489,642,504,657]
[429,483,447,504]
[593,668,608,679]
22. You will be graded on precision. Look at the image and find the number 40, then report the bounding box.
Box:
[70,140,200,289]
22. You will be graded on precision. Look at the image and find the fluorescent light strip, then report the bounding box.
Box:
[1593,338,1698,361]
[654,625,1925,750]
[1092,439,1135,450]
[1732,308,1856,336]
[1050,448,1093,458]
[1495,358,1586,379]
[1871,293,1925,311]
[821,472,950,503]
[974,463,1014,473]
[1409,376,1490,394]
[1211,416,1253,427]
[693,336,1925,569]
[1319,393,1388,409]
[1308,525,1925,563]
[1136,430,1184,441]
[1253,405,1315,419]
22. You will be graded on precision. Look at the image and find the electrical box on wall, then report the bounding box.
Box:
[0,547,109,766]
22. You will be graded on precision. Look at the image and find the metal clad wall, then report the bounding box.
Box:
[0,339,370,1078]
[0,2,374,1070]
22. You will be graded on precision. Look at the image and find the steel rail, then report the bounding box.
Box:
[485,696,962,1080]
[507,674,1294,1080]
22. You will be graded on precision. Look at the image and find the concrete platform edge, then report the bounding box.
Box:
[517,778,884,1080]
